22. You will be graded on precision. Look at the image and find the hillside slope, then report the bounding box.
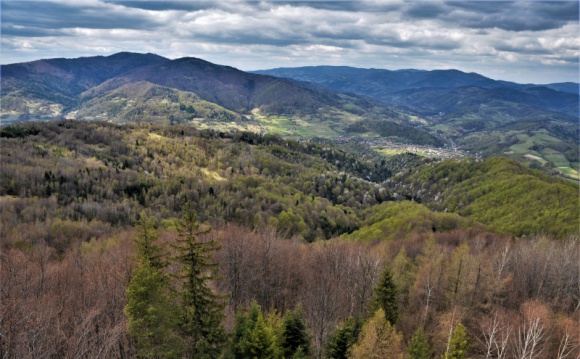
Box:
[390,157,579,238]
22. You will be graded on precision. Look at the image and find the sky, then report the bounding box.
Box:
[1,0,579,84]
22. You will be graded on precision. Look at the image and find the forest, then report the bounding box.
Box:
[1,120,578,358]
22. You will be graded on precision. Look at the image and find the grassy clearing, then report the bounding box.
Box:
[376,148,408,156]
[253,113,341,139]
[542,148,571,168]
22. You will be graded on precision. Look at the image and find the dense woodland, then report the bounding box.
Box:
[1,120,579,358]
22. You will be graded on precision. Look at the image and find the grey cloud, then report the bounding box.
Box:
[278,1,400,13]
[367,35,461,51]
[1,1,160,31]
[192,31,309,47]
[531,1,579,22]
[403,2,447,19]
[495,44,554,55]
[560,56,580,64]
[104,1,217,12]
[444,1,577,31]
[1,25,68,37]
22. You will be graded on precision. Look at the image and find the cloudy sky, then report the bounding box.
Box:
[1,0,578,84]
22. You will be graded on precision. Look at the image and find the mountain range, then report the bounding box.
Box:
[1,52,578,179]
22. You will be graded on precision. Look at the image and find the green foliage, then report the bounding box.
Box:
[232,302,280,359]
[172,203,226,358]
[124,217,183,358]
[343,201,477,242]
[395,157,579,238]
[248,313,279,359]
[407,327,433,359]
[325,317,362,359]
[372,267,398,325]
[281,306,311,358]
[442,323,469,359]
[134,213,167,268]
[0,121,396,245]
[0,125,40,138]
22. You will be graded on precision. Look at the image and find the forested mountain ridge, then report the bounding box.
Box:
[1,52,402,130]
[1,121,577,246]
[1,52,168,108]
[253,65,579,109]
[1,120,578,359]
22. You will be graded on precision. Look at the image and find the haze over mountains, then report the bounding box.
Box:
[1,52,578,179]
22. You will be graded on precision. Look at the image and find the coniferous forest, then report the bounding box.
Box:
[1,120,579,358]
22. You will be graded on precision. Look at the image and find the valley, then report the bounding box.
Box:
[3,53,577,180]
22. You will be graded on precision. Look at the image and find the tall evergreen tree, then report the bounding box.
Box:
[442,323,469,359]
[173,202,225,359]
[124,215,183,358]
[407,327,433,359]
[281,306,311,359]
[372,267,399,325]
[325,316,362,359]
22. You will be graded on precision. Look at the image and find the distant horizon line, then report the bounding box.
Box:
[2,51,578,87]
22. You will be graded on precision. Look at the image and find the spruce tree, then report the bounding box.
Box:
[325,316,362,359]
[442,323,469,359]
[372,267,399,325]
[232,301,279,359]
[407,327,433,359]
[124,215,183,358]
[232,302,261,358]
[281,306,311,358]
[173,202,225,358]
[248,313,278,359]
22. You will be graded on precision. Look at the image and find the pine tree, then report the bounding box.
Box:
[124,215,183,358]
[372,267,399,325]
[173,202,225,359]
[348,309,403,359]
[442,323,469,359]
[325,316,362,359]
[407,327,433,359]
[281,306,311,358]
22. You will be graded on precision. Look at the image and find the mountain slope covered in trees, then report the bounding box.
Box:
[1,120,578,358]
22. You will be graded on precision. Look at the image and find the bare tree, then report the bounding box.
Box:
[479,312,511,359]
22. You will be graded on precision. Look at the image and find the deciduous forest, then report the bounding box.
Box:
[1,121,578,358]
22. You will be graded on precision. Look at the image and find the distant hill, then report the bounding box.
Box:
[79,56,342,116]
[542,82,579,95]
[253,66,578,116]
[1,52,168,105]
[0,52,443,147]
[254,66,580,179]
